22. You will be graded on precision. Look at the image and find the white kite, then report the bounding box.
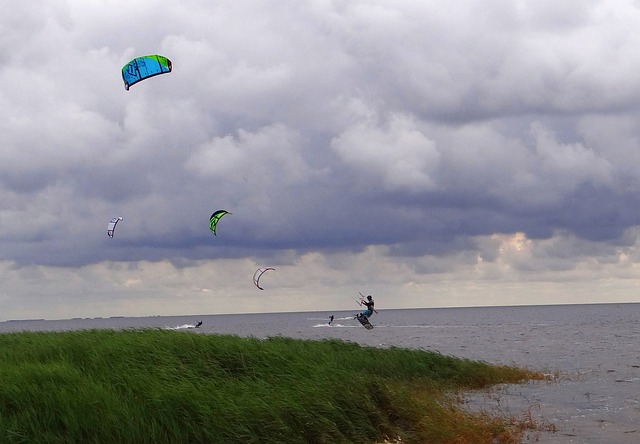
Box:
[107,217,123,238]
[253,267,275,290]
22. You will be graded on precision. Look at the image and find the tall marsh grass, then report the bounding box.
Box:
[0,329,543,443]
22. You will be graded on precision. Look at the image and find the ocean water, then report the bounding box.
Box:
[1,303,639,443]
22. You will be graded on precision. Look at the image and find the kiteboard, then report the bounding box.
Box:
[356,314,373,330]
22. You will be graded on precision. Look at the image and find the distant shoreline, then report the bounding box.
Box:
[3,300,639,324]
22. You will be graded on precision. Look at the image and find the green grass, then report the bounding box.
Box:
[0,329,544,443]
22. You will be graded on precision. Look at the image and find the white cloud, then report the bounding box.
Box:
[184,124,308,185]
[531,122,613,191]
[331,114,440,192]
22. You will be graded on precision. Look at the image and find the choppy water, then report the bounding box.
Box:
[2,303,639,443]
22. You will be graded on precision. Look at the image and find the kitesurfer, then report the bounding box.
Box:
[195,321,202,328]
[359,295,375,319]
[328,315,334,325]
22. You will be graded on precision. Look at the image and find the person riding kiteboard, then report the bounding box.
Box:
[358,294,375,320]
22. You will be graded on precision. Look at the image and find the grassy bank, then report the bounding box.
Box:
[0,329,543,443]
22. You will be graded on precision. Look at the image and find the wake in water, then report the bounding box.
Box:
[164,320,203,330]
[310,315,361,328]
[164,324,198,330]
[313,323,360,328]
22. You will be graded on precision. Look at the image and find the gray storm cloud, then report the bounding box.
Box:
[2,0,640,318]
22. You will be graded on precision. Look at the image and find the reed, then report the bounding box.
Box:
[0,329,544,443]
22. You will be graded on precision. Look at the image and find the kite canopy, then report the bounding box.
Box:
[253,267,275,290]
[122,55,172,90]
[209,210,231,236]
[107,217,123,238]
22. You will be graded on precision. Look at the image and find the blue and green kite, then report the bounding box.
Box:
[122,55,172,90]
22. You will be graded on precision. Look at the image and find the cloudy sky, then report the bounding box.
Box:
[2,0,640,320]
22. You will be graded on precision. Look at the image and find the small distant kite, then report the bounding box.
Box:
[253,267,275,290]
[122,55,172,90]
[209,210,231,236]
[107,217,123,238]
